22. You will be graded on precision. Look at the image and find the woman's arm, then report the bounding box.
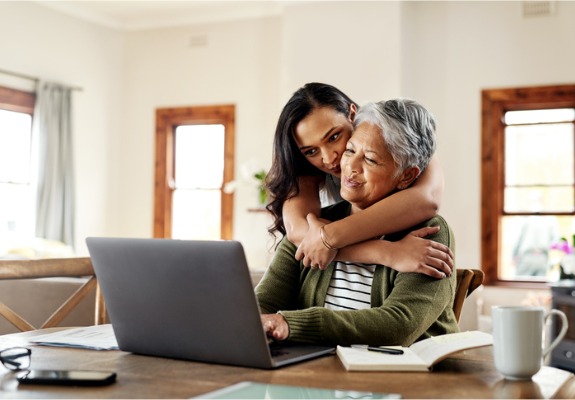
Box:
[296,156,444,267]
[263,270,456,345]
[278,271,456,346]
[295,214,453,277]
[335,227,453,278]
[271,217,458,345]
[328,155,444,247]
[282,175,322,245]
[255,238,304,314]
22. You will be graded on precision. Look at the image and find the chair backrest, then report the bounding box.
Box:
[453,268,485,322]
[0,257,106,332]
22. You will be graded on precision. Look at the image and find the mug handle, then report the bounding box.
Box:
[542,309,568,358]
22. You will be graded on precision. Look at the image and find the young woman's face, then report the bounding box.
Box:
[293,106,354,177]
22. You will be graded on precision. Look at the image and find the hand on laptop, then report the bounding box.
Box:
[261,314,289,341]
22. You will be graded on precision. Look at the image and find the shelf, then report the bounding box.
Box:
[247,207,268,213]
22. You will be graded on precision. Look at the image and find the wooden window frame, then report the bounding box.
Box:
[154,105,235,240]
[481,84,575,287]
[0,86,35,114]
[0,85,35,239]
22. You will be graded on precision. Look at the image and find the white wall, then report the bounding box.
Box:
[282,2,402,103]
[2,1,575,329]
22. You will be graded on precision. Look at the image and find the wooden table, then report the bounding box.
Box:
[0,329,574,399]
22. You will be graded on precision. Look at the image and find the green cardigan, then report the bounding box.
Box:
[255,201,459,347]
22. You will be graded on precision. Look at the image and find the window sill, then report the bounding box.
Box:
[485,280,553,289]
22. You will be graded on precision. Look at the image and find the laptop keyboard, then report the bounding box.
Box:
[270,348,289,357]
[269,343,290,358]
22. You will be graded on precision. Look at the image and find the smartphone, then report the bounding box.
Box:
[16,369,116,386]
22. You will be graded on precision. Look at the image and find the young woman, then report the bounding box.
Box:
[265,83,453,278]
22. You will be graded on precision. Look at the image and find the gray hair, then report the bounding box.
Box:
[353,99,436,178]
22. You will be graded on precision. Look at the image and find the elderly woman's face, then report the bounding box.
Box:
[340,122,402,211]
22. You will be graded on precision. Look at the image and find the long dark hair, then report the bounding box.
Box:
[265,82,357,239]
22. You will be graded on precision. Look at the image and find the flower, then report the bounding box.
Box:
[550,238,574,255]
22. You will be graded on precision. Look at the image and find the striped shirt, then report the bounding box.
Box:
[324,261,376,310]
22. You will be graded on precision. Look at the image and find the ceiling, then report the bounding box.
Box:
[34,0,290,31]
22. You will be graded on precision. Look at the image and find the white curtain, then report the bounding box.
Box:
[32,81,75,248]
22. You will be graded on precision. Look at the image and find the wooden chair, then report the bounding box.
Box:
[0,257,106,332]
[453,268,485,322]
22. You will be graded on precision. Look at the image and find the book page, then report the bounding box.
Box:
[409,331,492,366]
[336,346,428,371]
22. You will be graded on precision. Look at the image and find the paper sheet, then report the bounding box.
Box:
[29,324,119,350]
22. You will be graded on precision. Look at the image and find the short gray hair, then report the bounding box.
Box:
[353,99,436,177]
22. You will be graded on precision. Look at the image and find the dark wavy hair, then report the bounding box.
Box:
[265,82,357,240]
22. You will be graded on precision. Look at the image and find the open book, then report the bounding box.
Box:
[337,330,493,372]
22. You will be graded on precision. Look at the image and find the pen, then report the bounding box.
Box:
[366,346,404,355]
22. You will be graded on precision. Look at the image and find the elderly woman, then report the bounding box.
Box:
[256,99,459,346]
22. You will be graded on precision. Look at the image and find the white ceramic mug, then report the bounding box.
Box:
[491,306,568,380]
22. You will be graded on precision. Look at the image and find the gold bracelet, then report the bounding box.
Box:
[319,225,338,250]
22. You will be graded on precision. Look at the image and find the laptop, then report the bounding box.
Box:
[86,237,334,369]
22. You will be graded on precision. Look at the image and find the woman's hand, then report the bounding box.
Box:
[296,218,453,278]
[295,214,337,270]
[261,313,289,341]
[387,226,454,278]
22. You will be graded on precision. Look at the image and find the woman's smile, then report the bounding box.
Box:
[343,175,361,189]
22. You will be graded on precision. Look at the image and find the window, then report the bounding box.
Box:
[154,105,234,240]
[0,86,35,240]
[481,84,575,286]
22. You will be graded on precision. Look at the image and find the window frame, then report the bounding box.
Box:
[481,84,575,287]
[0,85,35,114]
[0,85,36,239]
[154,105,235,240]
